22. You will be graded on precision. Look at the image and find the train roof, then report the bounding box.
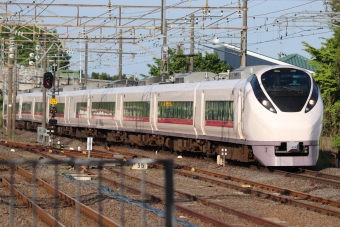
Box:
[15,65,310,97]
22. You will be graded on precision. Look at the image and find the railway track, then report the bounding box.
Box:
[255,166,340,188]
[3,140,340,225]
[0,156,120,227]
[102,146,340,216]
[0,141,287,227]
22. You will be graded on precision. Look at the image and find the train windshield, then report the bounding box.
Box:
[260,68,311,112]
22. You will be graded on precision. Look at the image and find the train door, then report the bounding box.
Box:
[18,96,22,120]
[66,96,71,124]
[193,86,204,136]
[87,93,91,126]
[116,94,123,128]
[150,92,158,132]
[237,88,245,139]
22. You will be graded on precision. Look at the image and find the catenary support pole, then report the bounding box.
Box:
[42,29,47,130]
[161,0,167,77]
[190,14,195,72]
[7,32,13,140]
[240,0,247,67]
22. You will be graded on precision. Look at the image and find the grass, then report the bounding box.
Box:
[316,150,336,169]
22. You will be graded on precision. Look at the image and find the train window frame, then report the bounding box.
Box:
[55,103,65,115]
[15,102,19,114]
[158,101,193,119]
[22,102,32,114]
[92,102,115,116]
[205,101,234,121]
[3,104,7,114]
[34,102,43,113]
[123,101,150,117]
[260,68,311,112]
[76,102,88,115]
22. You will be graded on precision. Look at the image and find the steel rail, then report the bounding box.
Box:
[0,154,121,227]
[298,168,340,182]
[255,166,340,188]
[171,168,340,217]
[0,177,65,227]
[178,165,340,209]
[107,146,340,193]
[46,150,237,226]
[33,152,236,226]
[105,147,340,214]
[4,142,340,221]
[101,167,286,227]
[88,169,252,227]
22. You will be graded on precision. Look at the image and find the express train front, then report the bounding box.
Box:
[243,65,323,166]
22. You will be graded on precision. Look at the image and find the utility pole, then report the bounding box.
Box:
[118,6,123,80]
[119,29,123,80]
[240,0,247,67]
[190,14,195,72]
[84,35,88,84]
[57,44,60,87]
[161,0,168,77]
[12,44,17,136]
[42,29,47,129]
[7,31,14,140]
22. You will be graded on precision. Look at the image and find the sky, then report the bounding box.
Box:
[1,0,333,78]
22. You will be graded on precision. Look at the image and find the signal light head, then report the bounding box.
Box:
[43,72,54,89]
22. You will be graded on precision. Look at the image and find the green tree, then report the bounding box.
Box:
[91,72,137,81]
[194,52,231,73]
[111,74,128,80]
[146,48,231,76]
[91,72,100,79]
[0,26,71,69]
[303,0,340,147]
[91,72,114,80]
[98,72,111,80]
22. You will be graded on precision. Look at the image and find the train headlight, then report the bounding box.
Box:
[262,100,269,106]
[308,99,315,105]
[305,83,319,113]
[259,99,277,113]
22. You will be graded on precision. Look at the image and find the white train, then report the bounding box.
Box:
[3,65,323,166]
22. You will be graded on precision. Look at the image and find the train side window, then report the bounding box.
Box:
[230,102,233,121]
[92,102,115,116]
[205,101,233,121]
[188,102,193,119]
[56,103,65,115]
[15,103,19,114]
[123,102,150,117]
[22,102,32,114]
[158,101,193,119]
[34,102,43,113]
[76,102,87,115]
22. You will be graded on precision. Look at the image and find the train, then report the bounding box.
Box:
[2,65,324,166]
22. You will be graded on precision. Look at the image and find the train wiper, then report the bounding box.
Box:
[282,86,304,92]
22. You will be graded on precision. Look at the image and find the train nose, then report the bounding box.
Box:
[274,142,309,154]
[269,113,316,141]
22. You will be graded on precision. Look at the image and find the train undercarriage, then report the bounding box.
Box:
[9,120,256,163]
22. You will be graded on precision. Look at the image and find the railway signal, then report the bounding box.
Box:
[43,72,54,89]
[50,106,57,118]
